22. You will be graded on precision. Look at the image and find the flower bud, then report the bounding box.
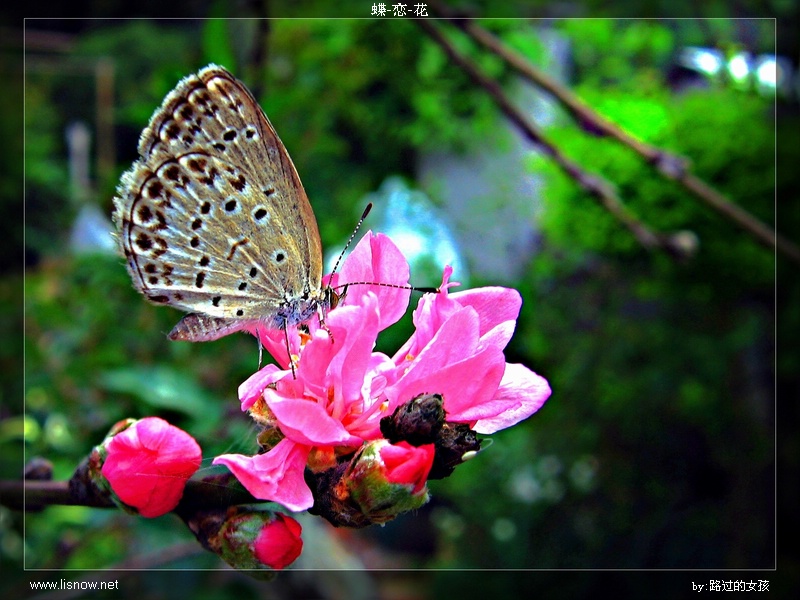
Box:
[197,508,302,572]
[380,392,445,445]
[428,422,482,480]
[253,513,304,570]
[346,440,434,524]
[379,393,482,480]
[94,417,202,518]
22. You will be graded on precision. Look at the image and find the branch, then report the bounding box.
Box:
[436,13,800,265]
[416,19,694,260]
[0,476,256,513]
[0,480,107,511]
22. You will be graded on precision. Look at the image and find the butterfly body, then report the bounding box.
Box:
[113,65,329,342]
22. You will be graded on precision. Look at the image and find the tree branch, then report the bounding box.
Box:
[0,475,256,513]
[416,19,693,259]
[434,12,799,264]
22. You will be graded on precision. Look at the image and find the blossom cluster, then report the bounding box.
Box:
[90,232,550,569]
[214,232,551,512]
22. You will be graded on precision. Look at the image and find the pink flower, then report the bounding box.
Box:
[328,229,411,330]
[214,295,389,510]
[471,362,552,434]
[385,266,551,433]
[100,417,202,518]
[253,513,304,570]
[214,235,551,512]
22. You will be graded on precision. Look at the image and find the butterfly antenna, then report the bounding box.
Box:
[328,202,373,280]
[333,280,439,296]
[325,201,438,300]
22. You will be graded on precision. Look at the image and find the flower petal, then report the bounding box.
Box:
[306,297,381,404]
[392,344,506,423]
[336,232,411,329]
[253,513,304,570]
[239,363,286,411]
[245,324,301,370]
[267,397,363,447]
[472,363,552,434]
[450,286,522,342]
[392,305,481,374]
[380,441,435,495]
[213,439,313,511]
[477,320,518,353]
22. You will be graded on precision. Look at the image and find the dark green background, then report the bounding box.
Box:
[3,2,796,598]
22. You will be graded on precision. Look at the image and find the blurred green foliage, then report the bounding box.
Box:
[8,13,793,596]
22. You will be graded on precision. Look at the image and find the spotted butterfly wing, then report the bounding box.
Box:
[113,64,328,342]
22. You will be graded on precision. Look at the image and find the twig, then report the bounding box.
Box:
[438,14,800,265]
[0,480,104,511]
[0,477,256,512]
[416,19,692,259]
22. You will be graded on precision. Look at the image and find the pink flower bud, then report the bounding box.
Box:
[379,441,435,494]
[253,513,303,570]
[100,417,202,518]
[344,440,435,524]
[198,509,304,571]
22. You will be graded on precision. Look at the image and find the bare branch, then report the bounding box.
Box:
[416,19,693,259]
[0,474,256,513]
[439,15,799,264]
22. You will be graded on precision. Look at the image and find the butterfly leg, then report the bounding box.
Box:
[283,324,298,378]
[316,303,335,345]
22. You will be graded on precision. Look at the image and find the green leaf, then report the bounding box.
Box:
[97,366,223,426]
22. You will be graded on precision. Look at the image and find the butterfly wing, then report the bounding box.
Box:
[113,65,323,327]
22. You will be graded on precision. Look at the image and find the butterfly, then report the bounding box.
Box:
[113,64,335,348]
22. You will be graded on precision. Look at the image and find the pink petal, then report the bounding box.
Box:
[403,289,461,356]
[450,286,522,341]
[290,327,343,399]
[386,306,509,420]
[239,363,286,411]
[391,268,475,362]
[302,298,381,404]
[329,303,381,403]
[380,441,435,494]
[213,439,313,511]
[472,363,552,434]
[391,344,506,423]
[392,306,481,382]
[477,320,518,353]
[397,277,522,361]
[337,232,411,329]
[268,397,364,447]
[245,324,300,370]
